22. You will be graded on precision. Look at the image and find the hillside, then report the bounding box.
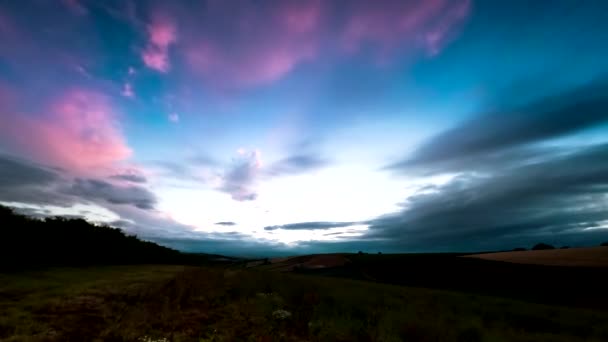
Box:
[464,247,608,267]
[0,205,218,269]
[249,252,608,310]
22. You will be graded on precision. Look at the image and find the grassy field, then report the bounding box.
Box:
[2,265,608,341]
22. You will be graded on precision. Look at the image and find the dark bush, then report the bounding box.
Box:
[532,243,555,250]
[601,242,608,247]
[512,247,526,252]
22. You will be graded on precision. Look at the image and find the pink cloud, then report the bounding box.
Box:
[1,89,131,174]
[423,0,471,56]
[168,0,468,89]
[141,17,177,73]
[341,0,470,59]
[182,0,322,88]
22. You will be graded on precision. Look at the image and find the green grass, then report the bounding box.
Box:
[1,265,607,341]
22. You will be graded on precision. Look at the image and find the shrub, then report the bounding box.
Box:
[601,242,608,247]
[532,243,555,250]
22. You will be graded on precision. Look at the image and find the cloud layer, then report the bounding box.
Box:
[142,0,469,88]
[368,79,608,251]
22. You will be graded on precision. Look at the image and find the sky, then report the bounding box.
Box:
[1,0,608,256]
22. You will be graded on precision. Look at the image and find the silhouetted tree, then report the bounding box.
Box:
[532,243,555,250]
[601,242,608,247]
[0,205,183,270]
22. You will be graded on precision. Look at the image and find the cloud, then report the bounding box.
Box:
[0,155,72,206]
[121,82,134,98]
[264,221,360,231]
[142,16,177,73]
[0,89,131,174]
[388,78,608,174]
[182,0,321,88]
[0,155,59,187]
[265,153,328,177]
[369,147,608,251]
[340,0,470,59]
[0,154,286,256]
[215,221,236,226]
[219,149,262,201]
[371,79,608,251]
[168,112,179,123]
[165,0,470,89]
[68,179,157,210]
[109,172,147,184]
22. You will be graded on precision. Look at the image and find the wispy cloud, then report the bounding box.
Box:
[215,221,236,226]
[219,149,262,201]
[121,82,134,98]
[168,112,179,123]
[109,171,147,184]
[388,78,608,175]
[265,221,360,231]
[142,16,177,73]
[265,153,328,177]
[161,0,470,89]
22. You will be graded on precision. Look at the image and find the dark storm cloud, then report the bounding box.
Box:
[0,155,73,206]
[265,221,360,231]
[215,221,236,226]
[68,179,157,210]
[109,173,147,183]
[265,153,329,177]
[368,143,608,251]
[0,155,58,186]
[0,155,158,211]
[388,78,608,174]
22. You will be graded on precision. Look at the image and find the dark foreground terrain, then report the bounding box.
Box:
[255,250,608,310]
[2,265,608,342]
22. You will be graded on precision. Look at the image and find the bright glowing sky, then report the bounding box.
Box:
[2,0,608,256]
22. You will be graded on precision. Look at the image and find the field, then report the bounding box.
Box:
[465,247,608,267]
[255,252,608,310]
[2,265,608,341]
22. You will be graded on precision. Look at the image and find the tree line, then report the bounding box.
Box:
[0,205,188,270]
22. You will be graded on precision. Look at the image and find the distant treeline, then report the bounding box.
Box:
[0,205,223,270]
